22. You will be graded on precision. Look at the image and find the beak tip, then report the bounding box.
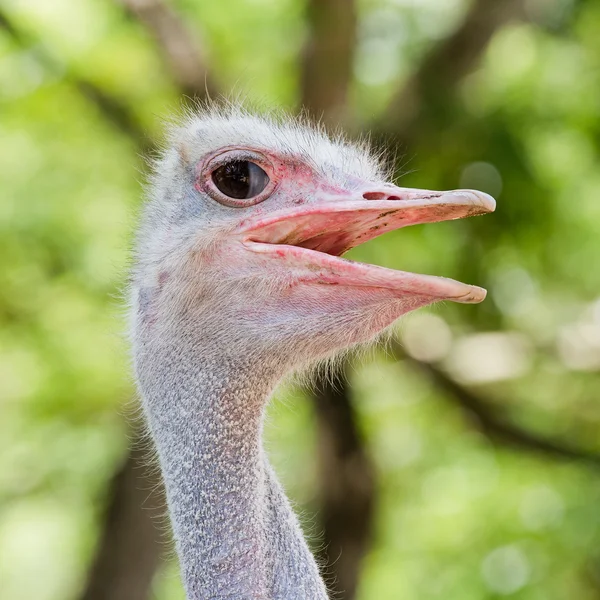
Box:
[453,285,488,304]
[436,188,496,215]
[471,189,496,213]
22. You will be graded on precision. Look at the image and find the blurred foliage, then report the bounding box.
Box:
[1,0,600,599]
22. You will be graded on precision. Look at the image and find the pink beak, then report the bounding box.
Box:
[240,185,496,303]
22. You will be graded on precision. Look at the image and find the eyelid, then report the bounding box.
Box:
[208,149,271,172]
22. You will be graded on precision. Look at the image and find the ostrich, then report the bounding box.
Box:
[130,106,495,599]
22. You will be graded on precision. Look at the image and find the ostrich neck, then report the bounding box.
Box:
[137,333,329,600]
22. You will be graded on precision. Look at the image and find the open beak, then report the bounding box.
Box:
[240,186,496,304]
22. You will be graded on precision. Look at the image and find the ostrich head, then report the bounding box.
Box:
[132,106,495,370]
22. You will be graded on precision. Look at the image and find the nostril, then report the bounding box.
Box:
[363,192,386,200]
[387,195,401,200]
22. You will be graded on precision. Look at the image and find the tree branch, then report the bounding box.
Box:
[380,0,526,138]
[79,438,166,600]
[391,342,600,469]
[72,80,153,153]
[300,0,357,124]
[311,368,376,600]
[115,0,217,102]
[0,8,151,153]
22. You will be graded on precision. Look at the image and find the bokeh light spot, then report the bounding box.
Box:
[481,545,530,594]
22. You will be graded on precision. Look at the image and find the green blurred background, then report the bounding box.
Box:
[1,0,600,598]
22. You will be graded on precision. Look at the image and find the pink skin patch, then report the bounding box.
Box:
[158,270,170,288]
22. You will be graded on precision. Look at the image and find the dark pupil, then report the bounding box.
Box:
[211,160,269,200]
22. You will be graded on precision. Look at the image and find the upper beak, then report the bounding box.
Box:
[241,185,496,256]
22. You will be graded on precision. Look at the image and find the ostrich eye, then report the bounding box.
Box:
[211,160,270,200]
